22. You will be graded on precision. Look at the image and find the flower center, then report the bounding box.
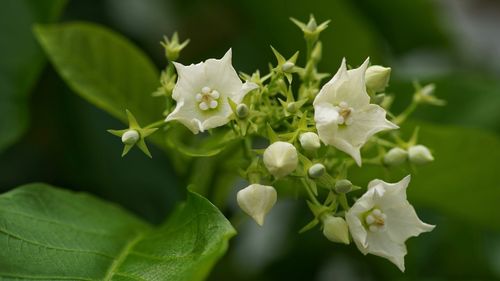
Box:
[196,86,220,111]
[365,208,387,232]
[334,101,354,125]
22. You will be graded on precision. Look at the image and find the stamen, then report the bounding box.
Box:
[202,86,211,94]
[210,100,218,109]
[210,90,220,99]
[199,102,209,111]
[195,93,203,102]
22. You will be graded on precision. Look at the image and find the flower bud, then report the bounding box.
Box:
[286,102,298,113]
[335,179,353,193]
[308,163,325,179]
[282,61,295,72]
[365,65,391,93]
[263,141,298,178]
[121,130,140,145]
[236,103,249,118]
[299,132,321,151]
[408,145,434,165]
[383,147,408,166]
[237,184,277,226]
[322,215,350,244]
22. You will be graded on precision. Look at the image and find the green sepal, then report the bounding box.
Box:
[299,218,319,234]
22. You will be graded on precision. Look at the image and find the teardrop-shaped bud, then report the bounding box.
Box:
[408,145,434,165]
[322,215,350,244]
[263,141,298,178]
[299,132,321,151]
[237,184,277,226]
[383,147,408,166]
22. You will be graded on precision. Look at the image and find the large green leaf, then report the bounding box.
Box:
[351,122,500,231]
[0,0,66,152]
[34,22,164,125]
[0,183,236,280]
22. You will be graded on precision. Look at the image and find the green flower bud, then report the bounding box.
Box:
[308,163,325,179]
[281,61,295,72]
[383,147,408,166]
[121,130,140,145]
[299,132,321,151]
[365,65,391,93]
[263,141,298,178]
[334,179,353,193]
[236,103,249,119]
[408,145,434,165]
[322,215,350,244]
[237,184,277,226]
[286,102,298,113]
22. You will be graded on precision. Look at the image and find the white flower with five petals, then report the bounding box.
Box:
[345,175,435,271]
[165,49,258,134]
[313,58,398,165]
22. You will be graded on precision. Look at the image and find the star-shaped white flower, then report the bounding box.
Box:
[165,49,258,134]
[345,176,435,271]
[313,58,398,165]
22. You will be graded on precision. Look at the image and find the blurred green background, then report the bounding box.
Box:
[1,0,500,280]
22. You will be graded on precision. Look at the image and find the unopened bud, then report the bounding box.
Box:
[237,184,277,226]
[334,179,352,193]
[263,141,298,178]
[308,163,325,179]
[408,145,434,165]
[282,61,295,72]
[365,65,391,93]
[286,102,298,113]
[322,215,350,244]
[383,147,408,166]
[299,132,321,151]
[236,103,249,118]
[121,130,140,145]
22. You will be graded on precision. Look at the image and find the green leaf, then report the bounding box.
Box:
[0,0,66,152]
[33,22,164,125]
[0,183,236,280]
[351,122,500,231]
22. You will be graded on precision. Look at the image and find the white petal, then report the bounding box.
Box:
[365,231,407,272]
[204,48,242,98]
[330,104,398,166]
[172,61,206,101]
[384,203,435,243]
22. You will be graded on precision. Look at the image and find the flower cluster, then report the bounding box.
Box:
[109,15,443,271]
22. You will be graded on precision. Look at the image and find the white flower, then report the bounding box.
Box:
[345,176,435,271]
[263,141,298,178]
[299,132,321,151]
[313,58,398,166]
[237,184,277,226]
[322,215,350,244]
[165,49,258,134]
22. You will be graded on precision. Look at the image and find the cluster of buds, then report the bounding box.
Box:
[108,15,443,272]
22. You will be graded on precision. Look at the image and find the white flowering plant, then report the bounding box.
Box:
[0,11,451,280]
[105,15,442,271]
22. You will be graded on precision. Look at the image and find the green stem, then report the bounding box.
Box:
[394,99,419,125]
[144,120,166,129]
